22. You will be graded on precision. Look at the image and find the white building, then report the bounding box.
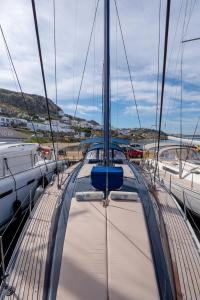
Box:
[0,116,28,127]
[0,116,11,126]
[61,116,70,123]
[93,125,102,130]
[58,110,64,117]
[27,121,74,134]
[71,120,79,126]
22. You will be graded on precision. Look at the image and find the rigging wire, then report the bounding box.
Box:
[73,0,100,119]
[164,0,197,129]
[52,0,60,187]
[31,0,56,161]
[163,0,183,122]
[178,0,189,175]
[179,46,183,175]
[155,0,162,134]
[92,0,97,123]
[72,0,78,107]
[181,117,200,172]
[0,25,40,145]
[154,0,171,182]
[101,62,104,137]
[115,5,119,129]
[113,0,141,129]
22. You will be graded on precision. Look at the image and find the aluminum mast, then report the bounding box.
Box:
[103,0,110,166]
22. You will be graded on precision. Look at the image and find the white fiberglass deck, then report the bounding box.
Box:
[56,196,159,300]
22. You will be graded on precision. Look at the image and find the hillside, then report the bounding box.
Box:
[131,128,167,140]
[0,88,62,117]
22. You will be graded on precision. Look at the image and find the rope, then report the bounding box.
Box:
[154,0,171,182]
[52,0,60,187]
[0,25,40,145]
[73,0,100,119]
[92,0,97,121]
[31,0,56,161]
[3,158,17,200]
[114,0,141,129]
[115,8,119,129]
[181,117,200,173]
[155,0,161,133]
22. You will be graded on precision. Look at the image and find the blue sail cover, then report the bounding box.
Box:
[91,166,123,191]
[80,137,129,145]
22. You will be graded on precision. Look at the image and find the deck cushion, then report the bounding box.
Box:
[91,166,123,191]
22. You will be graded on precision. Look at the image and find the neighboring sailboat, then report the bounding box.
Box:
[0,142,64,230]
[146,142,200,217]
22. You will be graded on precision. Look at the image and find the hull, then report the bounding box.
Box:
[0,160,65,230]
[163,176,200,217]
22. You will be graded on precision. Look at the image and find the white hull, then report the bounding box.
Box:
[0,160,65,230]
[162,176,200,217]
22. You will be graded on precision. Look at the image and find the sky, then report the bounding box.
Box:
[0,0,200,134]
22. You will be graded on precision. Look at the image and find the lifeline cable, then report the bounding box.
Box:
[52,0,60,187]
[73,0,100,120]
[154,0,171,182]
[31,0,56,161]
[114,0,141,129]
[0,25,40,145]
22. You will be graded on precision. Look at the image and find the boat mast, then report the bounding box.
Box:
[103,0,110,166]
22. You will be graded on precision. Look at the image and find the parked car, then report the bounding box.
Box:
[130,143,143,151]
[122,146,143,158]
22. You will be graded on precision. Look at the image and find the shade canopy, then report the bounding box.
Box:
[88,143,122,152]
[80,137,129,145]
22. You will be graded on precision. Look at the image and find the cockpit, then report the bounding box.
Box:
[84,144,126,164]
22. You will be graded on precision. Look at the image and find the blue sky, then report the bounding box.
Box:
[0,0,200,134]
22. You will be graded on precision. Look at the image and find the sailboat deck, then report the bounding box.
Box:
[1,163,78,300]
[56,196,159,300]
[155,184,200,299]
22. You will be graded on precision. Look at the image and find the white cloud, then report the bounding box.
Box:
[0,0,200,131]
[60,104,100,115]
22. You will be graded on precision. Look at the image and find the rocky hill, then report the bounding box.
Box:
[0,88,62,117]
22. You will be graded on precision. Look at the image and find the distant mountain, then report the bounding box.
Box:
[0,88,62,117]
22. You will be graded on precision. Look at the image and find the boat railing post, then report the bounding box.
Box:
[29,188,32,216]
[157,166,160,181]
[0,235,15,296]
[0,235,6,282]
[42,175,45,190]
[191,173,193,189]
[169,174,171,192]
[183,190,187,220]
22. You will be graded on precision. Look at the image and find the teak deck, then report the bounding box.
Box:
[154,181,200,299]
[56,198,159,300]
[2,162,200,300]
[1,163,78,300]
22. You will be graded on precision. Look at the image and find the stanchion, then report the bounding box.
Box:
[183,190,187,220]
[0,236,15,296]
[29,189,32,216]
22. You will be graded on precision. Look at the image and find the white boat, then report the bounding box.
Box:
[0,143,64,230]
[146,143,200,217]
